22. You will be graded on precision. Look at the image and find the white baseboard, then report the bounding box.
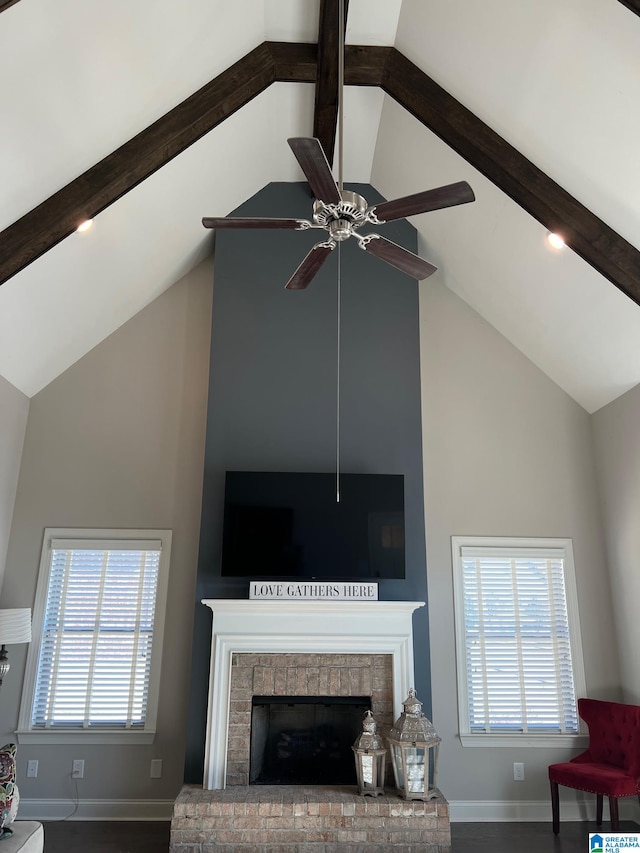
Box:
[18,799,173,821]
[19,796,640,825]
[450,799,640,823]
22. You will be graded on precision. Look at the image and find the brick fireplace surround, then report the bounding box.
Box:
[170,600,451,852]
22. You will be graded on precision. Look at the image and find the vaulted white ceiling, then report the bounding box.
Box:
[1,0,639,411]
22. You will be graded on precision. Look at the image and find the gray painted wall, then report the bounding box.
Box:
[420,280,619,809]
[592,383,640,704]
[0,261,212,809]
[186,182,430,782]
[0,376,29,592]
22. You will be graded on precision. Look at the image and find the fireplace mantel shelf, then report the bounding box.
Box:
[202,598,424,615]
[201,598,425,790]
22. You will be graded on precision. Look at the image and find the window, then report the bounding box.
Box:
[18,529,171,744]
[451,537,587,747]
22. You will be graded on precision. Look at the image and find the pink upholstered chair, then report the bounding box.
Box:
[549,698,640,833]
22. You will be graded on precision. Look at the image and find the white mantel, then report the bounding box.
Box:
[201,599,425,790]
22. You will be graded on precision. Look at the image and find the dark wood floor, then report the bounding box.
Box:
[452,820,639,852]
[41,821,170,852]
[38,818,639,851]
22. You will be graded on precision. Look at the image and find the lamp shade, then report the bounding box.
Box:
[0,609,32,645]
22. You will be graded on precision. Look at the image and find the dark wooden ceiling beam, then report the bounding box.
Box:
[0,42,389,287]
[313,0,349,166]
[2,41,640,309]
[0,1,21,12]
[269,42,319,82]
[617,0,640,16]
[270,41,389,86]
[0,42,276,286]
[382,48,640,307]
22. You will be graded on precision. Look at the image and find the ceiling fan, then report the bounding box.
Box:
[203,137,475,290]
[202,1,475,291]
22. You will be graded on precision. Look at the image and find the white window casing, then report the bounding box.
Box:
[451,536,587,748]
[17,529,171,744]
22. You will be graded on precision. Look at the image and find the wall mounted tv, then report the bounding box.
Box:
[221,471,405,580]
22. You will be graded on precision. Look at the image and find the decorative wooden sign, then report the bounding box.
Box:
[249,581,378,600]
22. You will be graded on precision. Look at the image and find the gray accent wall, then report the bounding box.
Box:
[186,182,429,782]
[0,375,29,593]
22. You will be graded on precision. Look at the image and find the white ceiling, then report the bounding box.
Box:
[1,0,639,411]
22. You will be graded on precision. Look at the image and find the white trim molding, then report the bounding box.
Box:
[449,798,640,823]
[18,798,174,821]
[18,796,639,824]
[450,536,587,745]
[459,734,589,749]
[18,527,172,745]
[201,599,425,791]
[16,730,156,745]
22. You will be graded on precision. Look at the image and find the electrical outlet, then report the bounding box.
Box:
[26,759,38,778]
[150,759,163,779]
[72,759,84,779]
[513,762,525,781]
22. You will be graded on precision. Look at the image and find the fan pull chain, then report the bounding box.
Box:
[336,242,341,503]
[338,0,344,194]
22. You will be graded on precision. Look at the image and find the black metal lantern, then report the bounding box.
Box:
[352,710,387,797]
[387,688,441,801]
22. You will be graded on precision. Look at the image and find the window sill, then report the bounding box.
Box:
[16,729,156,745]
[459,733,589,748]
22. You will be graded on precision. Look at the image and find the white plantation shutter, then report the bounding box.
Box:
[18,530,171,742]
[451,538,586,744]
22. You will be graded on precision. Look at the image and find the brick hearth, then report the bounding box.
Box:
[170,784,451,852]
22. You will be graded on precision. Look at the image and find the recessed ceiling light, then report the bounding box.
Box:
[76,219,93,233]
[547,232,565,250]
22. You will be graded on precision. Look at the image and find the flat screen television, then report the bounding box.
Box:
[221,471,405,580]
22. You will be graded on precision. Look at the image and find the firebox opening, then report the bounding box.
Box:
[250,695,371,785]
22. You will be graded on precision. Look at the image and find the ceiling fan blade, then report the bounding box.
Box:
[368,181,475,224]
[359,235,437,280]
[287,138,341,205]
[285,241,335,290]
[202,217,308,230]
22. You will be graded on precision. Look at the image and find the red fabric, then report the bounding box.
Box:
[549,761,639,797]
[548,698,640,798]
[578,698,640,778]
